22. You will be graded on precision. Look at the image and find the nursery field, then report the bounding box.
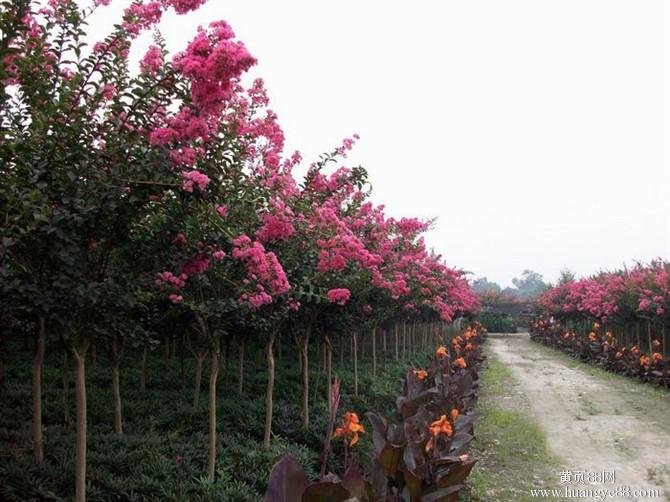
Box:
[0,325,485,501]
[0,337,423,500]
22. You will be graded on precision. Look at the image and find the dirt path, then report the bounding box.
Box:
[487,333,670,501]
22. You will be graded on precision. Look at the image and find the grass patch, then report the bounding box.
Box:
[462,348,566,501]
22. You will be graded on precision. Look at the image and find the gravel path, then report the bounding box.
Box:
[487,333,670,501]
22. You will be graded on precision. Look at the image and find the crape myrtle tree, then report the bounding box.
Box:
[0,0,258,498]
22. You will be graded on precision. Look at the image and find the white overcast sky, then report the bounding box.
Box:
[89,0,670,288]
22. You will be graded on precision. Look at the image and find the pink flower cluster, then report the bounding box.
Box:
[255,200,295,243]
[232,235,290,308]
[156,271,187,289]
[173,21,256,116]
[537,260,669,323]
[181,170,210,192]
[140,45,164,75]
[327,288,351,306]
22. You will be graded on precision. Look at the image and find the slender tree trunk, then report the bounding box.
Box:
[263,331,276,449]
[372,327,377,376]
[223,340,230,389]
[193,353,205,408]
[32,317,46,464]
[325,335,332,413]
[62,350,71,424]
[352,332,358,397]
[394,324,399,361]
[72,346,88,502]
[313,341,324,402]
[207,346,220,481]
[140,348,148,393]
[110,335,123,434]
[237,337,245,395]
[301,334,310,428]
[339,337,344,367]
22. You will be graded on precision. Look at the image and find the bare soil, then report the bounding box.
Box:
[487,332,670,501]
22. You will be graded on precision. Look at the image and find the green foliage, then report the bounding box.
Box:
[0,338,415,500]
[476,313,517,333]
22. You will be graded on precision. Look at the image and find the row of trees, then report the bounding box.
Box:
[535,260,669,356]
[0,1,479,500]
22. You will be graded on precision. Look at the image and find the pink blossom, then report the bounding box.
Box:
[156,271,187,289]
[212,250,226,260]
[140,45,164,75]
[638,299,651,311]
[216,205,228,217]
[173,21,256,115]
[169,294,183,304]
[181,170,210,192]
[327,288,351,306]
[101,84,117,100]
[172,233,187,246]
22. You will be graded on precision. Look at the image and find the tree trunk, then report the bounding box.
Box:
[237,337,245,395]
[207,346,220,481]
[301,334,310,428]
[313,341,325,402]
[394,324,399,361]
[110,335,123,434]
[72,346,88,502]
[263,331,276,449]
[62,350,71,424]
[339,337,344,367]
[140,347,148,393]
[193,353,205,408]
[325,335,332,413]
[32,317,46,464]
[352,332,358,397]
[372,327,377,376]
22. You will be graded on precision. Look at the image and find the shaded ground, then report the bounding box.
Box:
[487,332,670,501]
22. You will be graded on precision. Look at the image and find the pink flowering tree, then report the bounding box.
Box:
[0,0,263,497]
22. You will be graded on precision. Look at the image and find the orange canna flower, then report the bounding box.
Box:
[454,357,467,369]
[631,346,639,355]
[465,343,473,351]
[652,352,663,363]
[412,368,428,380]
[652,339,661,349]
[639,355,650,368]
[588,332,597,342]
[333,411,366,446]
[429,414,453,438]
[436,345,448,359]
[593,322,600,330]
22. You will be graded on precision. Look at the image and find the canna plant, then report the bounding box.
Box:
[264,324,486,502]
